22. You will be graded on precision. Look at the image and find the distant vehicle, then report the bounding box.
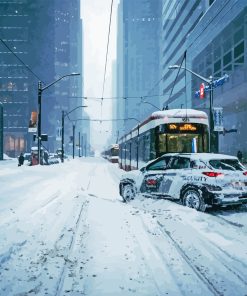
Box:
[102,144,119,163]
[23,153,31,162]
[119,153,247,211]
[119,109,209,171]
[47,153,60,164]
[48,156,60,165]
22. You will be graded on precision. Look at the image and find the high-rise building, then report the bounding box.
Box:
[0,0,84,157]
[0,0,52,157]
[53,0,85,155]
[187,1,247,156]
[116,0,162,135]
[161,0,247,157]
[161,1,208,109]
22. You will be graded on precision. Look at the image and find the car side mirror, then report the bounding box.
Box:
[140,167,146,173]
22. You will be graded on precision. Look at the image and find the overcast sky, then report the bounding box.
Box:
[81,0,119,151]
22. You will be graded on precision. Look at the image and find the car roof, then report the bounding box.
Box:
[140,152,238,170]
[176,153,238,160]
[140,153,178,169]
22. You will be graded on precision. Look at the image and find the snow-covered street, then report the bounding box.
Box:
[0,157,247,296]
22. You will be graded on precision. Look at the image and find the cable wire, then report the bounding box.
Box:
[167,52,186,106]
[100,0,114,133]
[101,0,114,99]
[0,38,45,83]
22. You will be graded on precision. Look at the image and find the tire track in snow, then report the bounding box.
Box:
[54,198,89,296]
[0,240,27,265]
[31,191,61,215]
[209,212,245,228]
[195,234,247,285]
[85,164,98,191]
[123,209,214,296]
[132,199,247,295]
[156,221,223,296]
[123,219,169,296]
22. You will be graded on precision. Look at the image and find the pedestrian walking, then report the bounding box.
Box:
[18,153,24,166]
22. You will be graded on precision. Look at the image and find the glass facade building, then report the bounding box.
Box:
[161,0,208,109]
[116,0,162,134]
[187,0,247,158]
[0,0,84,157]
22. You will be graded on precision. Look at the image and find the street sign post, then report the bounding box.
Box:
[213,107,224,132]
[195,74,229,98]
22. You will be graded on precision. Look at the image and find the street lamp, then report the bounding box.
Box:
[61,105,87,162]
[168,65,214,152]
[37,73,80,164]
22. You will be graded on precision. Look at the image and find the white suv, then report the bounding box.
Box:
[119,153,247,211]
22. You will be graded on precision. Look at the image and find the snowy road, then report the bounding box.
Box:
[0,157,247,295]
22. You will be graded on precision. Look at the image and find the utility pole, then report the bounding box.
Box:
[61,110,64,163]
[38,81,42,164]
[78,131,81,157]
[72,124,75,159]
[37,73,80,165]
[61,105,87,162]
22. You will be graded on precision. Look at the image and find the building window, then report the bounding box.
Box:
[234,27,244,44]
[234,41,244,59]
[214,59,221,73]
[223,51,232,66]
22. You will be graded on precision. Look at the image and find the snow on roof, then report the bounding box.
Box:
[151,109,208,119]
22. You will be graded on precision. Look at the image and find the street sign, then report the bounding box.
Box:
[199,83,205,99]
[33,134,48,142]
[195,74,229,98]
[213,107,224,131]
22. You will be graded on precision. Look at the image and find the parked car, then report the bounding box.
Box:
[119,153,247,211]
[48,153,60,165]
[23,153,31,162]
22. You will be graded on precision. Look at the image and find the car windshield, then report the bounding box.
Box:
[209,159,245,171]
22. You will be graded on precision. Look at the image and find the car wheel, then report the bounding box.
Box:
[182,189,206,212]
[122,184,135,202]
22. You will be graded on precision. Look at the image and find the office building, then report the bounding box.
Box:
[0,0,84,157]
[187,0,247,156]
[116,0,162,135]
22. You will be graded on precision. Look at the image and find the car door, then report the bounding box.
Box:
[140,156,172,196]
[158,156,192,199]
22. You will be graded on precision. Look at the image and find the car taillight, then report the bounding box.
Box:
[202,172,224,177]
[146,179,157,186]
[243,171,247,176]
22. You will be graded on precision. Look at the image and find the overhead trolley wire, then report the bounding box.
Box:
[167,52,186,104]
[100,0,114,126]
[101,0,114,99]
